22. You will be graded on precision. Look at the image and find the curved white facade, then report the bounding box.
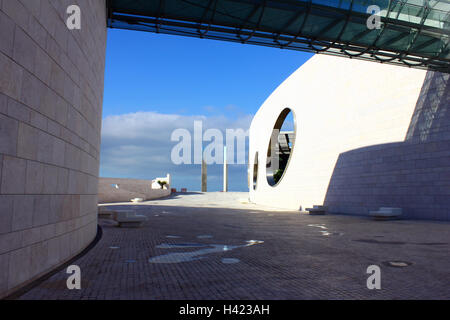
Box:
[249,54,441,215]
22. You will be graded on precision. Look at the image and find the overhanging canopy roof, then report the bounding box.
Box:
[107,0,450,73]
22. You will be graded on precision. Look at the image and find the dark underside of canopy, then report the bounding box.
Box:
[106,0,450,73]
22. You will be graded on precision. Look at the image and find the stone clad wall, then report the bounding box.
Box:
[324,71,450,220]
[0,0,107,297]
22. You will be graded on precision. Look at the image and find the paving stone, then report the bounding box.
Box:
[17,193,450,300]
[1,156,26,194]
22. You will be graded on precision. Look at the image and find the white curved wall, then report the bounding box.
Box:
[249,54,427,211]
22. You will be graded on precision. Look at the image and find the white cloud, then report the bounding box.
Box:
[100,111,253,191]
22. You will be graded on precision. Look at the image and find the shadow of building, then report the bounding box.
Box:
[324,71,450,220]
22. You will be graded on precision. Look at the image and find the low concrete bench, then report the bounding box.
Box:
[98,207,115,219]
[305,205,327,215]
[369,207,402,220]
[114,210,148,228]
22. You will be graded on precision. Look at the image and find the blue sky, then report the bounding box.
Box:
[100,29,313,191]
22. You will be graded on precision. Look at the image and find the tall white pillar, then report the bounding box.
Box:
[201,159,207,192]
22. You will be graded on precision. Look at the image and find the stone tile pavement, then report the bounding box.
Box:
[17,193,450,300]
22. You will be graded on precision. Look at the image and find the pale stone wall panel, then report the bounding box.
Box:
[0,0,107,297]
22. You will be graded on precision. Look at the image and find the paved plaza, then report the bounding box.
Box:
[18,193,450,300]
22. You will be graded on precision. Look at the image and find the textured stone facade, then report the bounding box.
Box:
[0,0,107,297]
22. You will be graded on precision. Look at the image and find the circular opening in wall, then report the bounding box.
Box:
[253,152,259,190]
[266,108,296,187]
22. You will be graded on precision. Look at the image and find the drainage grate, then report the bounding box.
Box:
[221,258,240,264]
[197,235,213,239]
[353,239,406,245]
